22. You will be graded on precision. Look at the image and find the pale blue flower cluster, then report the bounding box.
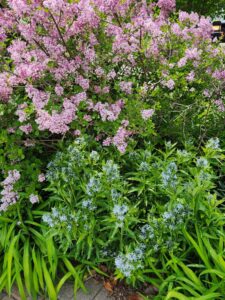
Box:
[162,203,188,231]
[139,161,149,172]
[67,146,85,166]
[139,224,155,240]
[177,149,189,157]
[89,150,100,161]
[113,204,128,224]
[111,189,121,202]
[128,151,139,159]
[86,176,101,195]
[206,138,220,150]
[161,162,177,188]
[42,207,76,231]
[46,152,64,181]
[102,160,120,181]
[82,199,96,211]
[115,245,145,277]
[196,157,208,168]
[198,170,211,182]
[46,140,88,182]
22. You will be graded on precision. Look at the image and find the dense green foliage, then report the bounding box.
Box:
[176,0,224,16]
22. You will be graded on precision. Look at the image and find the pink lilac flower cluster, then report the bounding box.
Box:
[0,170,20,211]
[15,103,28,122]
[163,79,175,90]
[214,100,225,112]
[93,100,124,122]
[103,120,132,153]
[141,109,155,121]
[119,81,133,95]
[19,124,32,134]
[158,0,176,16]
[186,71,195,82]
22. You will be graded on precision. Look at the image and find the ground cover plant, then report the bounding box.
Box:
[0,0,225,299]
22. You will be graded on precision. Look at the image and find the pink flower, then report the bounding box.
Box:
[163,79,175,90]
[158,0,176,14]
[38,173,46,183]
[103,137,112,146]
[2,170,20,185]
[185,48,201,60]
[94,100,124,122]
[83,114,92,122]
[102,86,110,94]
[43,0,66,12]
[119,81,133,94]
[0,170,20,211]
[203,90,210,98]
[121,119,129,127]
[95,67,104,77]
[7,127,16,133]
[141,109,155,120]
[103,120,132,153]
[179,11,199,24]
[55,84,64,96]
[0,73,12,101]
[214,100,225,112]
[19,124,32,134]
[26,85,50,110]
[107,70,116,80]
[76,75,90,90]
[73,129,81,136]
[178,57,187,68]
[186,71,195,82]
[29,194,39,204]
[15,103,28,122]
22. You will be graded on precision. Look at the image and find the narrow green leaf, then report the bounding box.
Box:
[23,239,31,295]
[166,290,188,300]
[32,248,44,290]
[56,272,72,294]
[42,258,57,300]
[7,235,19,293]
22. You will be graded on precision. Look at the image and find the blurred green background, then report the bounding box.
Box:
[176,0,225,17]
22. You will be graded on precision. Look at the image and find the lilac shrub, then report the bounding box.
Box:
[0,0,224,156]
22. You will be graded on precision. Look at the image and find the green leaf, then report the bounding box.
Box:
[23,239,31,295]
[166,290,188,300]
[32,248,44,290]
[7,234,19,293]
[41,258,57,300]
[56,272,72,294]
